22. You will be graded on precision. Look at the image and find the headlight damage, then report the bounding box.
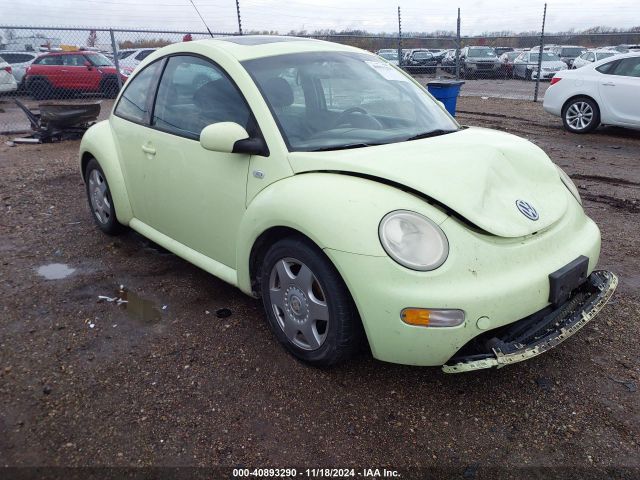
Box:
[379,210,449,271]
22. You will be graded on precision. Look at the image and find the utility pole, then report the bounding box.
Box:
[455,8,461,80]
[236,0,243,35]
[534,3,547,102]
[397,6,402,67]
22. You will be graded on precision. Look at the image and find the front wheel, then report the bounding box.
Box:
[562,97,600,134]
[260,236,363,366]
[84,158,124,234]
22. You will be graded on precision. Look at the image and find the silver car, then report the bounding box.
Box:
[513,51,567,80]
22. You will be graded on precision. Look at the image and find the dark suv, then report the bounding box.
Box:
[404,50,438,73]
[550,46,586,68]
[24,51,127,100]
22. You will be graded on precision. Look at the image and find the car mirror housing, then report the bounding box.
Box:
[200,122,268,156]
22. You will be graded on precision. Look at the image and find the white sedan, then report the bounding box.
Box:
[0,56,18,93]
[543,52,640,133]
[572,50,617,69]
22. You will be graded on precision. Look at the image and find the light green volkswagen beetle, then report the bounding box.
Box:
[80,36,617,372]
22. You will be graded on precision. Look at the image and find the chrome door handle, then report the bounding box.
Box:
[141,145,156,155]
[602,82,616,86]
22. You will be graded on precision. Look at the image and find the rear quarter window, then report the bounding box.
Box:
[596,61,617,74]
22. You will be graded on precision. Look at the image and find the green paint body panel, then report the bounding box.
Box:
[79,37,609,367]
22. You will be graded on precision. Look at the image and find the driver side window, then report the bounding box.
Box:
[152,55,251,139]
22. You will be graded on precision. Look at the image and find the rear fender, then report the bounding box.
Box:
[79,120,133,224]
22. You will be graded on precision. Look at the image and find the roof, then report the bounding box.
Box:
[187,35,363,61]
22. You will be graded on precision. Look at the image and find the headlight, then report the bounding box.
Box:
[556,165,582,205]
[379,210,449,271]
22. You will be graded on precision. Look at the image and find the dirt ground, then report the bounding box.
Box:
[0,97,638,477]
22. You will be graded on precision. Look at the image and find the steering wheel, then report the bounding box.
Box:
[332,107,384,130]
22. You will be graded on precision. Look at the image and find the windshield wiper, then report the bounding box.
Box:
[404,129,458,142]
[310,142,381,152]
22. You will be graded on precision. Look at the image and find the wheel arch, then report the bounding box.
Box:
[235,172,449,296]
[79,121,134,224]
[561,93,600,117]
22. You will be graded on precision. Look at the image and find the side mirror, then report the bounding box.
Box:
[84,60,92,69]
[200,122,268,156]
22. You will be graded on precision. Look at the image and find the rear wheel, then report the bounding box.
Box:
[562,97,600,134]
[29,79,52,100]
[84,158,124,234]
[260,236,363,366]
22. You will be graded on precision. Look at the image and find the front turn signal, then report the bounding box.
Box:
[401,308,465,327]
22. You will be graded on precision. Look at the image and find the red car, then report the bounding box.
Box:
[24,51,127,100]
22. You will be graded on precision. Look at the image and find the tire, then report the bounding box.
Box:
[101,78,120,99]
[562,97,600,134]
[260,236,363,367]
[525,68,532,80]
[84,158,124,235]
[29,79,52,100]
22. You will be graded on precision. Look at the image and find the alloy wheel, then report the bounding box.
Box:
[566,101,594,131]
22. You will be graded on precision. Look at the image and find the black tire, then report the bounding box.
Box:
[29,79,52,100]
[525,68,532,80]
[101,78,120,99]
[561,97,600,134]
[84,158,124,235]
[260,236,363,367]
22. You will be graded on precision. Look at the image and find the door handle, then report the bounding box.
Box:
[602,82,616,86]
[141,144,156,155]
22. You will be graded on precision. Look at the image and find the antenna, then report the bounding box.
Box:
[188,0,214,38]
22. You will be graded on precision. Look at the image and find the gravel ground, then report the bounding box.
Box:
[0,97,639,477]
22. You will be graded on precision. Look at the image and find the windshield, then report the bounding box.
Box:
[117,51,134,59]
[379,52,398,61]
[413,51,432,59]
[468,48,496,58]
[86,53,112,66]
[530,52,561,62]
[561,48,584,57]
[243,51,458,152]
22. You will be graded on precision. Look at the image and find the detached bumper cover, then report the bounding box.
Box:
[443,270,617,373]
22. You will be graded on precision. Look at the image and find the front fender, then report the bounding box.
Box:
[79,120,133,224]
[235,172,449,294]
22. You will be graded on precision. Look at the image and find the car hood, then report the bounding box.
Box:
[287,127,568,238]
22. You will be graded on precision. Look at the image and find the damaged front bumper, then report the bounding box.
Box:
[442,270,618,373]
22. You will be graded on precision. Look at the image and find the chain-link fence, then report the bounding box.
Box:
[1,25,639,134]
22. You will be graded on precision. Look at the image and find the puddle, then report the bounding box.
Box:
[37,263,76,280]
[119,289,162,324]
[98,286,163,324]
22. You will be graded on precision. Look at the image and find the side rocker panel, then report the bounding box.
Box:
[79,120,134,225]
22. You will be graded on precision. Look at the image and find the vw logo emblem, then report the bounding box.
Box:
[516,199,539,221]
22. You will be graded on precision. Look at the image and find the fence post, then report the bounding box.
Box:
[397,6,403,68]
[236,0,243,35]
[109,29,123,89]
[455,8,461,80]
[533,3,547,102]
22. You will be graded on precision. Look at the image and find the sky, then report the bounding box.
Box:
[1,0,639,36]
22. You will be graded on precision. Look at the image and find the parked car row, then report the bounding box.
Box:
[0,49,131,99]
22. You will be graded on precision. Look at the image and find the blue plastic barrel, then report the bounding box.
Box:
[426,80,465,116]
